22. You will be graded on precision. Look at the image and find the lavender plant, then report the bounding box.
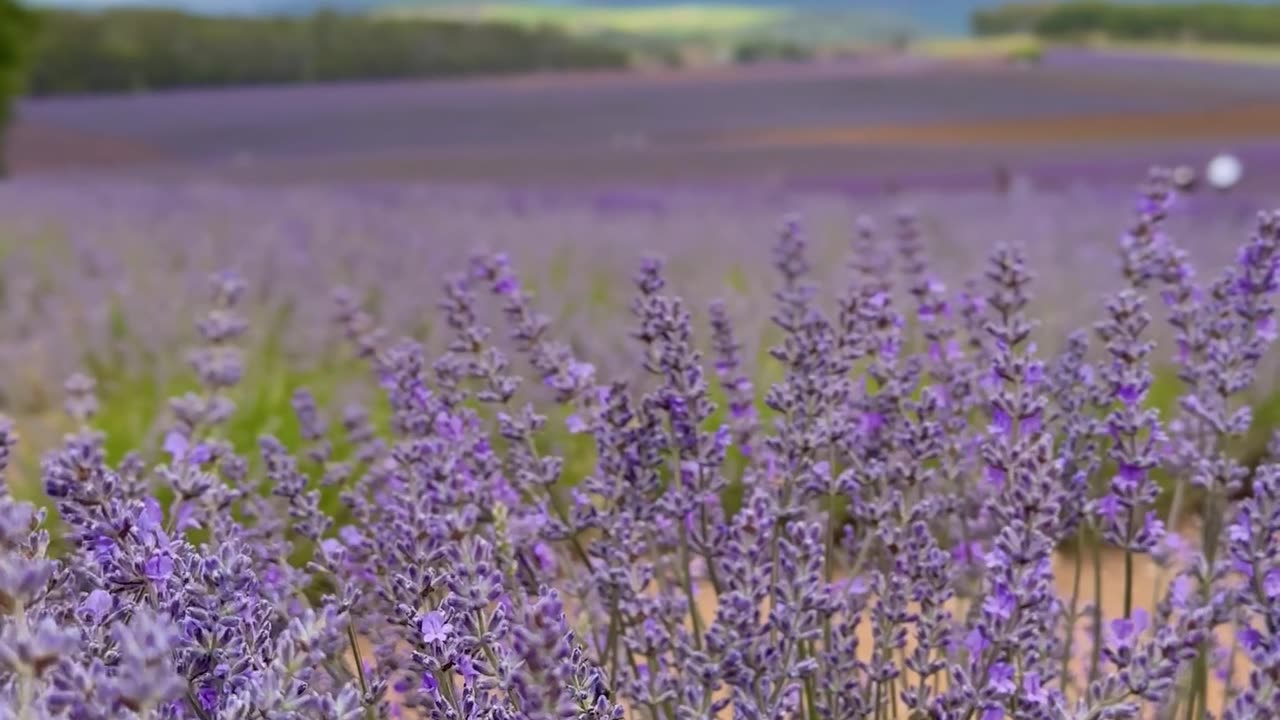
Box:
[1,170,1279,720]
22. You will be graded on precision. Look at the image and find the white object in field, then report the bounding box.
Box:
[1172,164,1197,191]
[1206,153,1243,191]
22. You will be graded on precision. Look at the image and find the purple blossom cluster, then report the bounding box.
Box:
[3,169,1280,720]
[0,178,1267,412]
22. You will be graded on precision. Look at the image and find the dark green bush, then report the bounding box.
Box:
[972,2,1059,36]
[978,2,1280,45]
[0,0,35,175]
[732,38,813,65]
[23,8,629,96]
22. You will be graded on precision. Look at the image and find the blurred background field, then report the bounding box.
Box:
[4,0,1280,456]
[10,2,1280,187]
[4,0,1280,484]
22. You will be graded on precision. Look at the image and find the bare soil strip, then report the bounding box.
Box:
[716,102,1280,148]
[7,122,170,174]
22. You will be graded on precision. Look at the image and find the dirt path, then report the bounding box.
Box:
[716,101,1280,149]
[5,122,170,175]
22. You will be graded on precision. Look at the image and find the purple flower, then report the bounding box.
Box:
[339,526,367,548]
[532,542,557,574]
[983,584,1015,622]
[988,661,1016,694]
[196,686,218,713]
[1264,569,1280,600]
[1110,609,1149,645]
[991,405,1012,435]
[1239,625,1264,652]
[1021,672,1049,704]
[952,541,984,565]
[144,553,174,582]
[320,538,345,562]
[80,589,113,624]
[985,464,1006,487]
[163,431,188,461]
[420,611,452,645]
[172,501,199,533]
[1095,493,1121,522]
[1169,575,1194,609]
[456,654,478,682]
[965,628,989,657]
[138,497,164,535]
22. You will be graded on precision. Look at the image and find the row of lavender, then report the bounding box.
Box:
[0,178,1263,414]
[1,169,1279,719]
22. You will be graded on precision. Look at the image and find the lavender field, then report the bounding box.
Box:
[3,51,1280,720]
[14,51,1280,188]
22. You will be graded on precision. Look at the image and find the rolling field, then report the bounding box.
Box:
[13,50,1280,189]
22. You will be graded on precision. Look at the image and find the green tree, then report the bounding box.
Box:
[22,9,629,96]
[0,0,35,177]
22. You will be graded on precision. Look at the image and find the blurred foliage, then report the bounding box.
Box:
[732,38,813,65]
[23,8,628,95]
[971,2,1059,36]
[978,1,1280,45]
[916,33,1042,61]
[0,0,36,174]
[378,3,784,37]
[379,3,920,66]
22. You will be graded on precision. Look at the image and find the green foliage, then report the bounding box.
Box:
[1007,42,1044,64]
[24,8,629,96]
[971,2,1059,36]
[0,0,35,174]
[732,38,813,65]
[982,1,1280,45]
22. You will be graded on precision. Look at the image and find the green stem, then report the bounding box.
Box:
[1060,529,1085,692]
[603,597,620,688]
[1191,488,1224,717]
[1088,533,1104,689]
[1183,677,1200,720]
[438,668,460,712]
[698,501,722,595]
[1123,545,1134,621]
[1153,478,1187,612]
[345,620,375,720]
[1221,630,1240,718]
[803,656,819,720]
[678,519,705,647]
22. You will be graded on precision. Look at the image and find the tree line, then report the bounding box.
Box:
[0,0,34,175]
[15,7,630,96]
[974,1,1280,44]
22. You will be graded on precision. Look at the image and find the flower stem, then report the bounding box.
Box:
[1088,534,1104,689]
[1060,529,1085,692]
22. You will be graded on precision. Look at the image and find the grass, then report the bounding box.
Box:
[915,33,1043,61]
[1081,36,1280,67]
[375,3,783,38]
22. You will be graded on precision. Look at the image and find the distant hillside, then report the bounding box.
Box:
[24,0,1004,35]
